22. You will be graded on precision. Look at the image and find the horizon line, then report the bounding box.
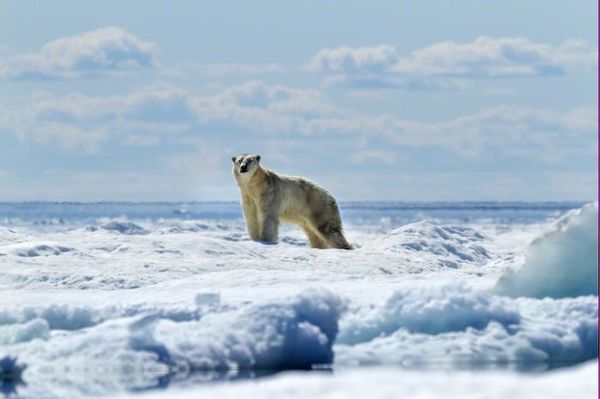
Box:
[0,199,591,205]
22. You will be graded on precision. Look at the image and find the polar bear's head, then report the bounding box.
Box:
[231,154,261,178]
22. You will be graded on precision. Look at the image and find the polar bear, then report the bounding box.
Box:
[232,154,352,249]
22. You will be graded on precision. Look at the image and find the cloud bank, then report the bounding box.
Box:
[1,27,158,80]
[309,37,597,89]
[1,81,595,163]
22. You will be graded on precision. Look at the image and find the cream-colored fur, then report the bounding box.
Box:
[232,154,352,249]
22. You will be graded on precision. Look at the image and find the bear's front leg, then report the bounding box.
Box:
[241,196,260,240]
[259,212,279,243]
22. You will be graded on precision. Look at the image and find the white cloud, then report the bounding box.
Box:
[1,89,190,151]
[308,45,399,74]
[391,37,595,77]
[395,105,598,161]
[309,37,597,89]
[188,81,345,134]
[188,83,597,163]
[1,27,158,80]
[1,82,595,163]
[0,81,596,201]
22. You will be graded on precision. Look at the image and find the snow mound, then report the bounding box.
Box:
[0,319,49,345]
[1,241,74,257]
[336,285,597,367]
[368,221,490,268]
[495,202,598,298]
[101,221,149,235]
[13,244,73,257]
[157,221,243,234]
[338,284,519,345]
[6,289,344,396]
[0,303,202,331]
[133,288,344,370]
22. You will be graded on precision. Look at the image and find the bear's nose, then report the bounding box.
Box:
[240,165,248,173]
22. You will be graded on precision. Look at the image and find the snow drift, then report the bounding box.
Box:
[130,288,344,371]
[367,221,490,269]
[335,284,597,367]
[495,202,598,298]
[5,289,343,397]
[337,284,519,345]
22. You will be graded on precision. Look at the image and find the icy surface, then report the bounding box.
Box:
[496,202,598,298]
[0,201,596,398]
[114,361,598,399]
[336,286,597,367]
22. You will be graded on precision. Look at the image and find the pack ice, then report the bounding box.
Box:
[0,202,596,398]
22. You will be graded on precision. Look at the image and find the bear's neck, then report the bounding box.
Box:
[238,166,270,191]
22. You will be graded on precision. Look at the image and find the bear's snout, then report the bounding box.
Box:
[240,165,249,173]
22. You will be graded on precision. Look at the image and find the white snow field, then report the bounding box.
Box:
[0,201,597,398]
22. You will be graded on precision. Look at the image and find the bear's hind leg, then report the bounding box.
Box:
[317,223,353,250]
[326,230,353,250]
[303,226,327,249]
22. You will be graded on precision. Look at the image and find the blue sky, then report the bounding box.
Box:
[0,1,597,201]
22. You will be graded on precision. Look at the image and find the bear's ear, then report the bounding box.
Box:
[231,156,237,163]
[256,155,261,162]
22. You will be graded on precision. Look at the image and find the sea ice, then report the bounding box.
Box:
[0,202,595,398]
[496,202,598,298]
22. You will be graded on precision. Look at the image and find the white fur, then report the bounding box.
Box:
[232,154,352,249]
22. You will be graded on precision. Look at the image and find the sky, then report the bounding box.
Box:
[0,1,597,201]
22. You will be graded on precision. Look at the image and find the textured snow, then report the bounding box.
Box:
[0,289,343,398]
[367,221,490,269]
[336,286,597,367]
[100,221,149,235]
[0,201,596,398]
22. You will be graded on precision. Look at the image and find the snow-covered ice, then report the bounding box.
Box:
[496,202,598,298]
[0,201,596,398]
[112,360,598,399]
